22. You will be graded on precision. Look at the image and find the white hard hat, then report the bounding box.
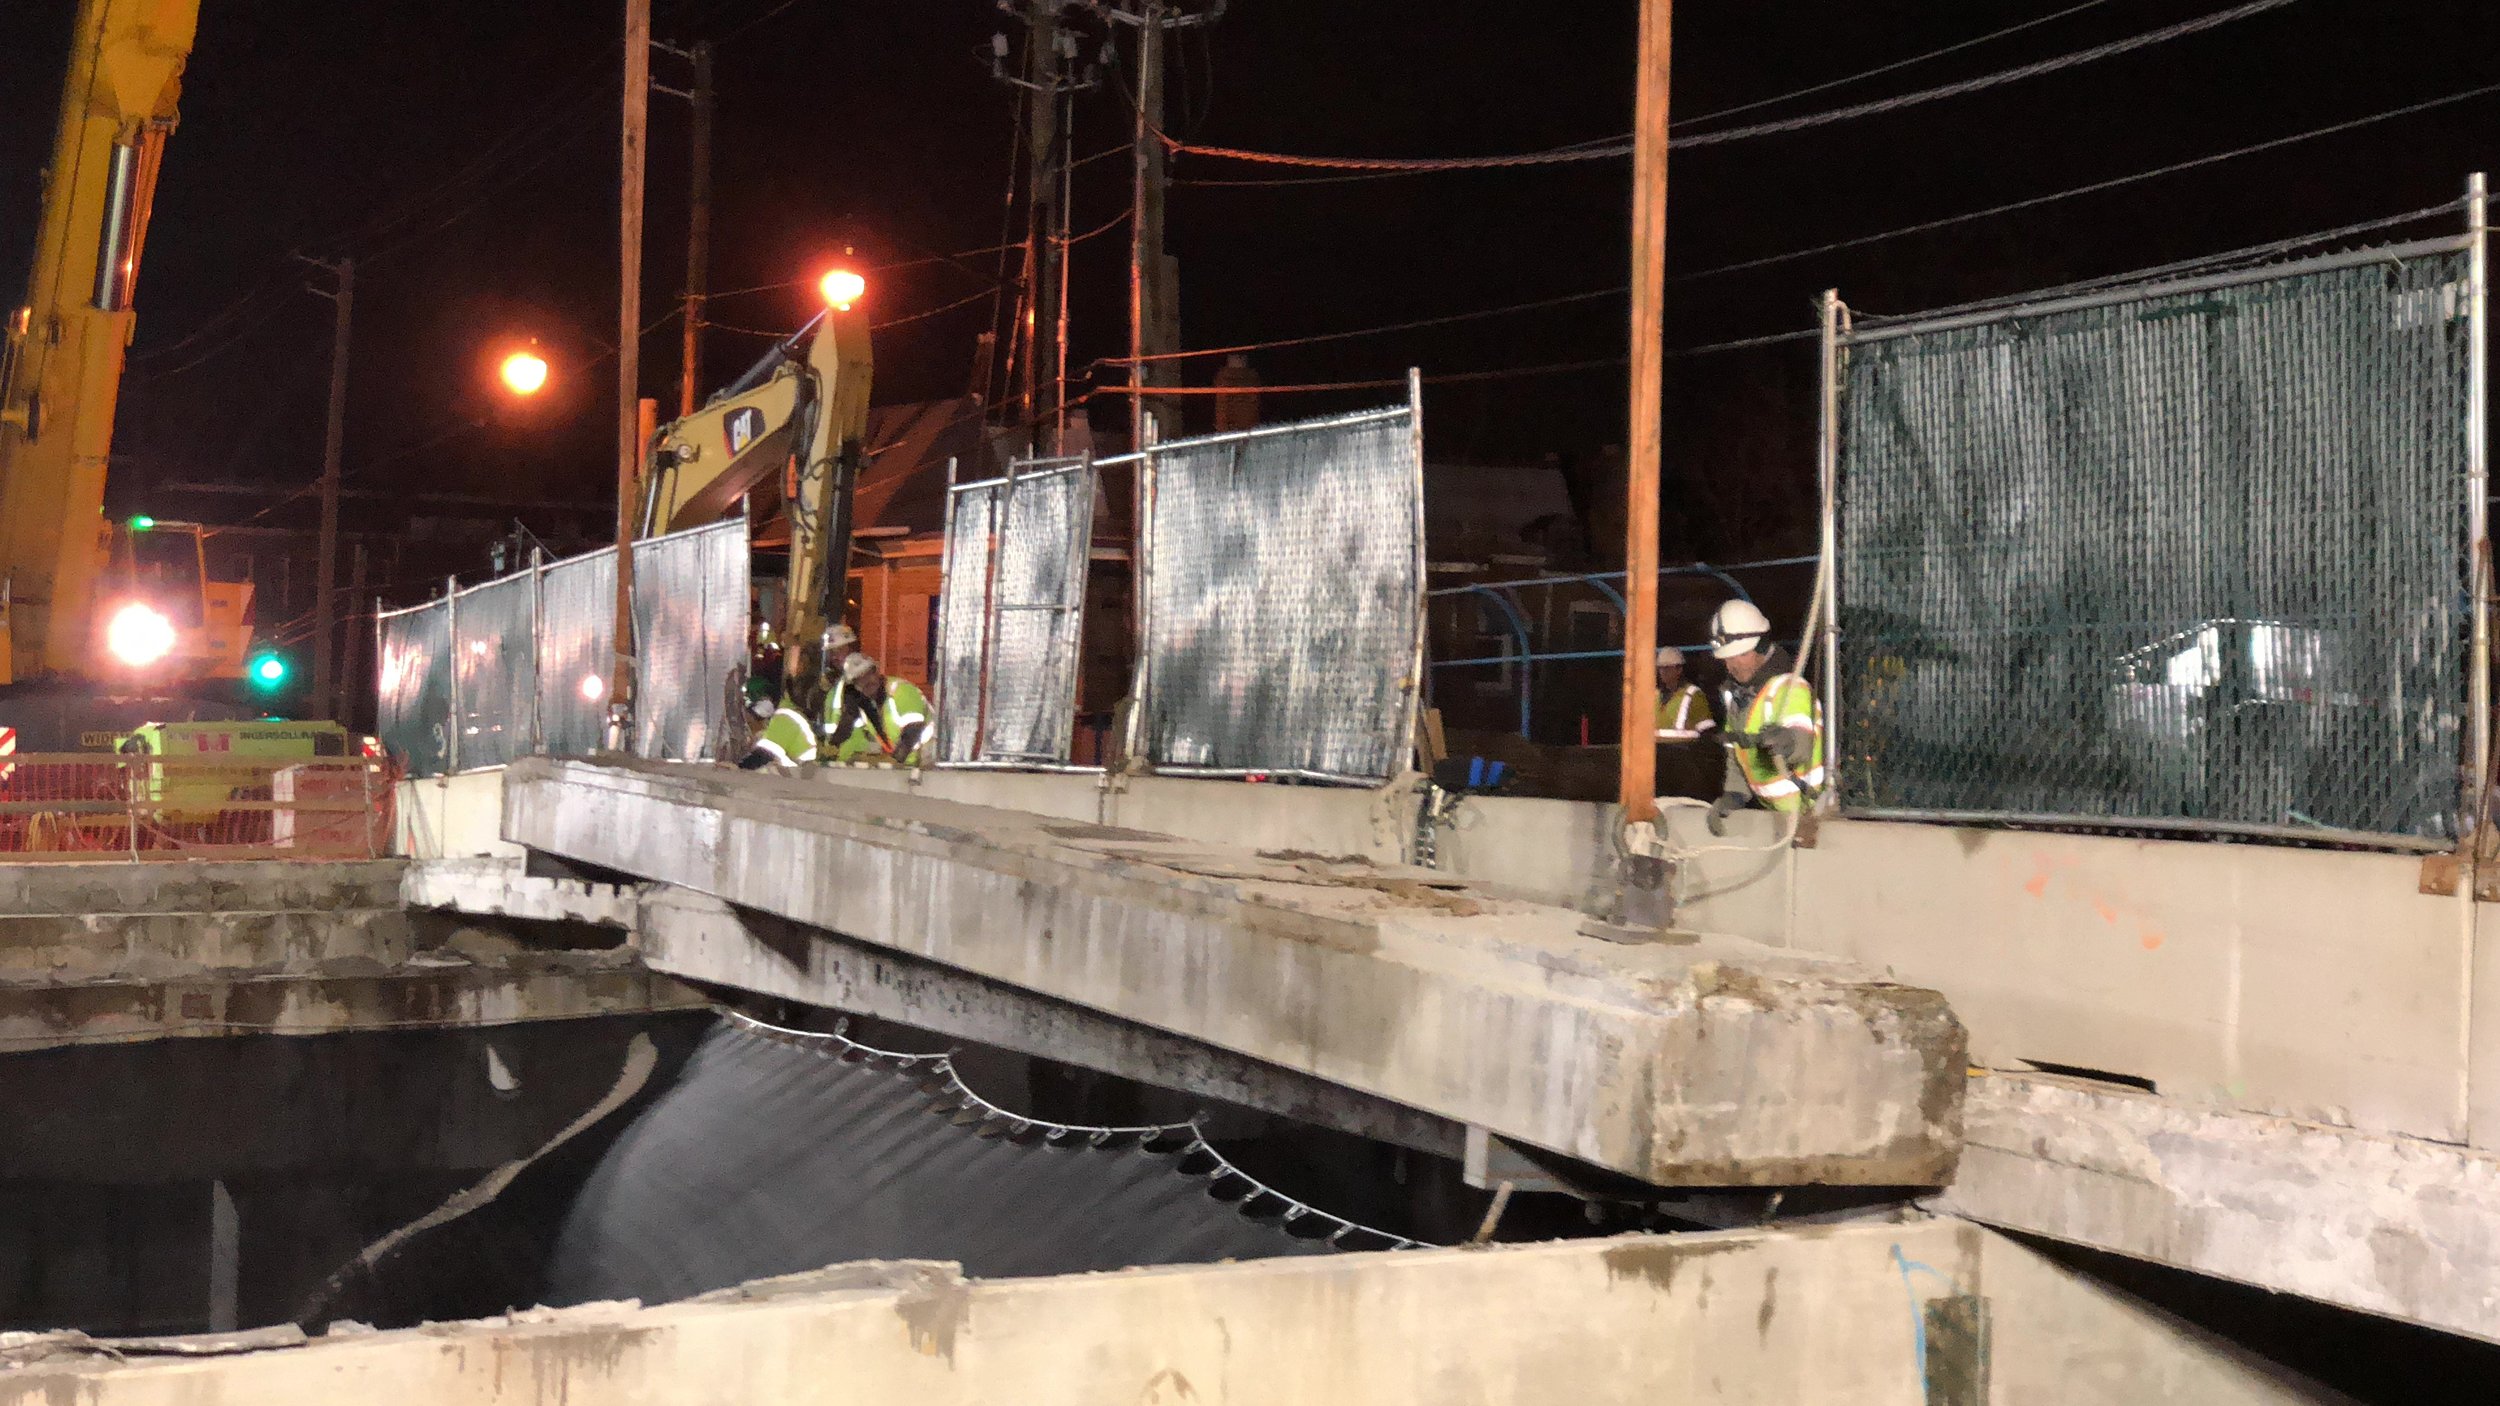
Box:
[1655,646,1683,666]
[1708,599,1771,660]
[825,623,858,652]
[841,652,878,683]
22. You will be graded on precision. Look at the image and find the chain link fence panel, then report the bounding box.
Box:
[373,519,748,777]
[376,602,451,777]
[448,572,536,771]
[538,548,617,761]
[1120,397,1426,782]
[934,458,1094,765]
[1836,241,2479,842]
[633,518,750,764]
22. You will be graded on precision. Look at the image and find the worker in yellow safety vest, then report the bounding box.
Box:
[1704,599,1825,833]
[829,653,934,766]
[1654,646,1716,742]
[1654,645,1721,800]
[738,623,861,770]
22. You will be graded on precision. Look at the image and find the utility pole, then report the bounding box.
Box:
[1111,0,1213,448]
[307,256,353,717]
[337,541,367,725]
[1126,2,1162,452]
[614,0,650,744]
[1617,0,1671,826]
[655,40,714,419]
[1025,5,1063,447]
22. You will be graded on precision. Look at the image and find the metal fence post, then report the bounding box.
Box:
[1120,418,1160,769]
[935,457,961,762]
[1817,291,1845,804]
[444,576,462,775]
[1400,369,1429,775]
[529,547,546,756]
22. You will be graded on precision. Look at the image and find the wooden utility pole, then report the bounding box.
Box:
[1126,1,1164,451]
[336,541,367,725]
[1024,5,1063,444]
[614,0,650,744]
[310,256,353,717]
[678,41,713,419]
[1618,0,1671,824]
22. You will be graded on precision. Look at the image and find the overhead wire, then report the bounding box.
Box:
[1111,75,2500,371]
[1675,0,2115,131]
[1163,0,2298,172]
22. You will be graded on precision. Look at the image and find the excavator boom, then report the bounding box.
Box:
[642,303,872,700]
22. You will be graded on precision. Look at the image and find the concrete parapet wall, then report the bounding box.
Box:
[1944,1070,2500,1346]
[502,757,1965,1186]
[0,1222,2346,1406]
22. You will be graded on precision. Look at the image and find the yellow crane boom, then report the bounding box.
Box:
[0,0,201,686]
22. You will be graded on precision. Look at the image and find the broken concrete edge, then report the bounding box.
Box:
[0,860,407,918]
[501,757,1968,1188]
[0,1221,2355,1406]
[400,856,642,929]
[0,958,710,1053]
[1939,1069,2500,1347]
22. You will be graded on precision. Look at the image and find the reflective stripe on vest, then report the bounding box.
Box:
[1734,673,1824,812]
[1656,684,1716,741]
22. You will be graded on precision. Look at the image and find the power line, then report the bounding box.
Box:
[1167,0,2297,172]
[1124,76,2500,368]
[1681,76,2500,283]
[872,286,1001,331]
[1677,0,2115,131]
[707,242,1022,300]
[1099,287,1624,367]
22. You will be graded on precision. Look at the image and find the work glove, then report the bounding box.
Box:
[1763,725,1816,771]
[1706,790,1749,837]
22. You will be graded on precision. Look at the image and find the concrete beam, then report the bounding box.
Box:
[0,953,707,1052]
[0,1222,2345,1406]
[502,757,1966,1187]
[640,887,1466,1158]
[1940,1069,2500,1347]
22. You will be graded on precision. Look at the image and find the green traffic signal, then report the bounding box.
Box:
[128,515,155,532]
[248,651,290,690]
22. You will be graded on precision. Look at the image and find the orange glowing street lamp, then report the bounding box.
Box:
[499,348,551,396]
[819,268,866,312]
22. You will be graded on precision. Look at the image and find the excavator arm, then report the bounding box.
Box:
[0,0,200,685]
[642,301,872,706]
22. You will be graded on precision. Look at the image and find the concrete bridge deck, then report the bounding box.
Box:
[0,859,702,1051]
[498,756,1966,1188]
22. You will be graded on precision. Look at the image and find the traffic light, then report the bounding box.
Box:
[127,514,155,532]
[247,650,291,692]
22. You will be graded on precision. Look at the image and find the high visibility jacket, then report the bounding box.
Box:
[1732,672,1825,812]
[1655,683,1716,742]
[832,679,934,765]
[751,698,820,766]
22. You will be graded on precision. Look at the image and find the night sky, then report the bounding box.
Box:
[6,0,2499,587]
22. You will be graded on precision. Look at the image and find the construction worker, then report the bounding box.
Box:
[735,624,859,771]
[818,623,863,739]
[829,653,934,766]
[1704,598,1824,833]
[1654,645,1719,801]
[1655,646,1715,743]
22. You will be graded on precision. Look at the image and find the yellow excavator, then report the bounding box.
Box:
[640,271,873,710]
[1,0,260,752]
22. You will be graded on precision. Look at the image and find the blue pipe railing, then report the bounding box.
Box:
[1423,554,1818,739]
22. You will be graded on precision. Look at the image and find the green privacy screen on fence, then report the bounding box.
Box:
[1836,240,2480,843]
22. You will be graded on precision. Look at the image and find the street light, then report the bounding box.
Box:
[819,268,865,312]
[499,349,551,396]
